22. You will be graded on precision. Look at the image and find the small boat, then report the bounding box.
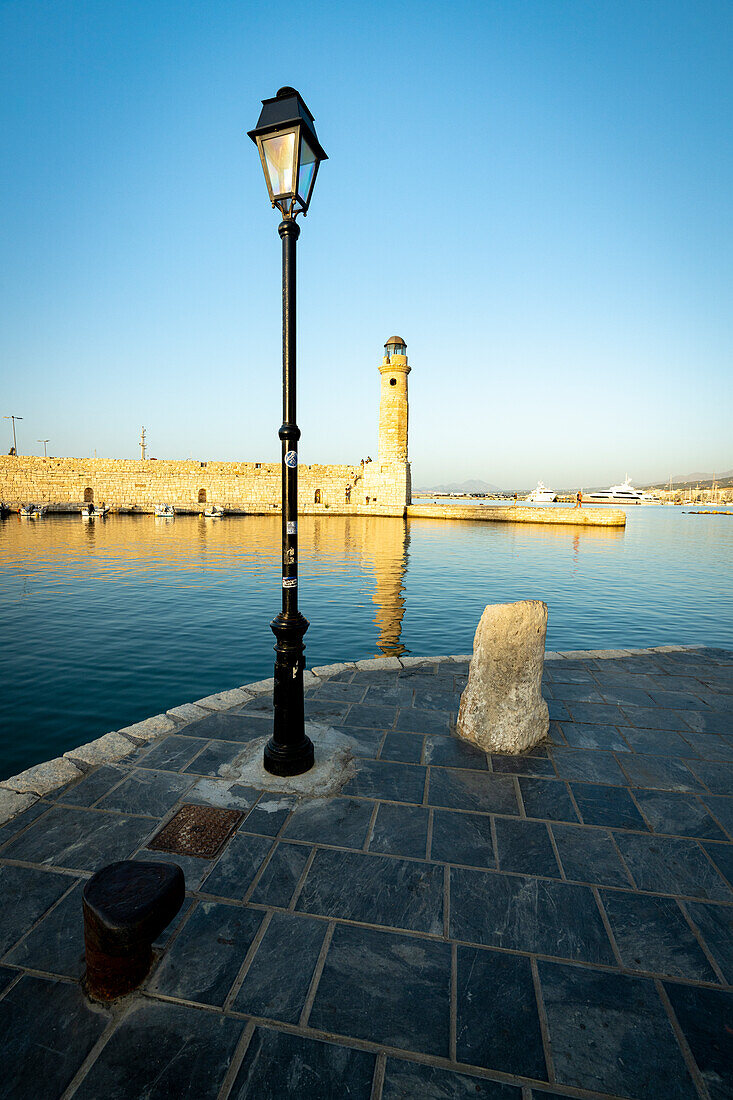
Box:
[81,505,109,519]
[19,504,46,517]
[526,481,557,503]
[154,503,175,518]
[203,505,225,518]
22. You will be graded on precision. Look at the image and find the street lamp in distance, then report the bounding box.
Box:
[38,439,49,458]
[4,415,23,455]
[248,88,328,777]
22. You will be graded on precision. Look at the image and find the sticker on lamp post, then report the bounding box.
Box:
[287,521,297,534]
[284,451,298,468]
[282,577,297,589]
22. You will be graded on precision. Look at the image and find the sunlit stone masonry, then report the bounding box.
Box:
[0,337,413,516]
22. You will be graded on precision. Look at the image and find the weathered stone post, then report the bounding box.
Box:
[456,600,549,753]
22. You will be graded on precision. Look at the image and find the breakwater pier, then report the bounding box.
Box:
[407,502,626,527]
[0,644,730,1097]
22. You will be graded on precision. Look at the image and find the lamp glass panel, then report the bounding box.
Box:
[297,133,318,205]
[262,131,297,197]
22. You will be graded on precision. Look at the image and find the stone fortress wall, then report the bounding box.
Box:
[0,456,406,515]
[0,339,413,517]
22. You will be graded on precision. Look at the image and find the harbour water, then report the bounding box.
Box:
[1,507,730,778]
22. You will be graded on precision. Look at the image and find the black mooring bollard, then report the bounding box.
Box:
[83,860,184,1000]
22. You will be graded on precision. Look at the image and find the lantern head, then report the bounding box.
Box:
[248,87,327,217]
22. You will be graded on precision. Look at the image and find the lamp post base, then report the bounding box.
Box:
[265,610,314,776]
[263,733,314,777]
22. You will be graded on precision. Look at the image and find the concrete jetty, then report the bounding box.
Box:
[408,502,627,526]
[0,644,730,1097]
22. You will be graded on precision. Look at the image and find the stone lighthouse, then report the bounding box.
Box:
[362,336,412,509]
[378,336,410,464]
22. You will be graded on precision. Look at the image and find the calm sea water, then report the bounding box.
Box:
[1,507,731,778]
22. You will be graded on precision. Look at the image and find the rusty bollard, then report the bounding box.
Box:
[83,860,185,1000]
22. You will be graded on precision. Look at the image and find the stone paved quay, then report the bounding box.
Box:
[0,646,731,1099]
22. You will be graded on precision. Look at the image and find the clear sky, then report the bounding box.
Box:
[1,0,731,488]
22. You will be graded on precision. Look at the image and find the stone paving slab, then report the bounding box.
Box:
[0,646,731,1098]
[0,788,38,827]
[62,732,138,769]
[0,756,83,797]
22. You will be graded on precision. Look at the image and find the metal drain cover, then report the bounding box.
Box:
[147,804,244,859]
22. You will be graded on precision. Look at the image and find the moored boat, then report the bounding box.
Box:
[81,505,110,519]
[526,481,557,503]
[154,503,175,518]
[19,504,46,517]
[203,505,225,518]
[583,477,658,505]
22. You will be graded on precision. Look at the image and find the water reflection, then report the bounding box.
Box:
[1,510,412,651]
[311,515,409,656]
[1,507,730,778]
[371,521,409,656]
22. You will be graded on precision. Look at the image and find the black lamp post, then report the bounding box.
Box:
[248,88,327,776]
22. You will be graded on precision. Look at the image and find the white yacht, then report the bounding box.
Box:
[584,476,659,505]
[154,503,175,518]
[526,481,557,503]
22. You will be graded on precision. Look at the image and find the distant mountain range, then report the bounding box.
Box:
[663,470,733,485]
[418,479,501,494]
[419,470,733,494]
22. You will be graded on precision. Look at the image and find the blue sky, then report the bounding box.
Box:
[1,0,731,488]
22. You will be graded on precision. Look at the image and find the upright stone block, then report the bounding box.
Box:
[456,600,549,754]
